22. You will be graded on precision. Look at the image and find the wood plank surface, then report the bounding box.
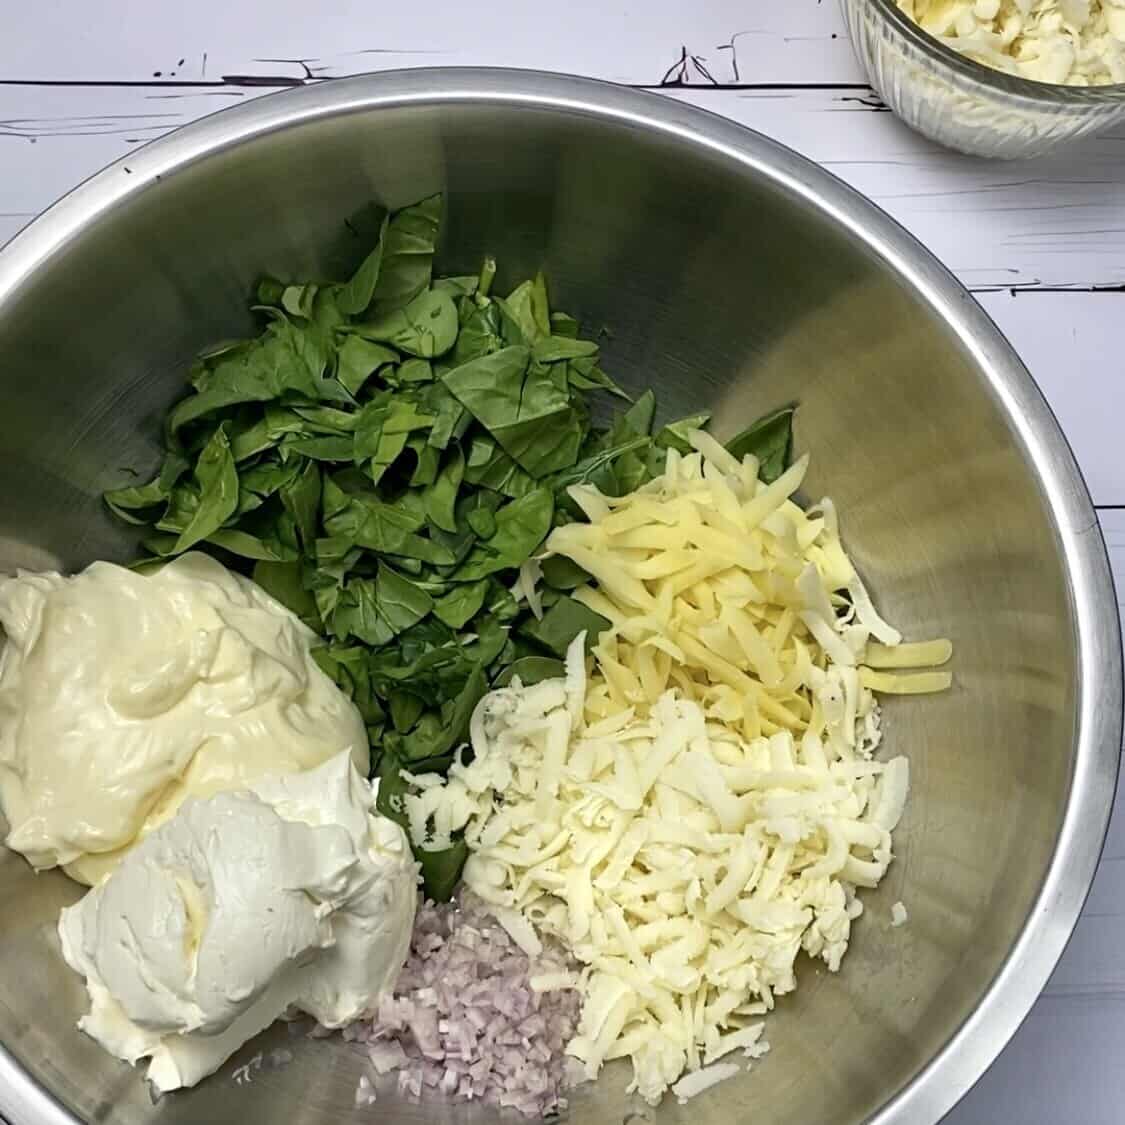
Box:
[0,1,860,86]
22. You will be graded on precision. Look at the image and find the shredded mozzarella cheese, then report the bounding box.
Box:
[898,0,1125,85]
[408,647,906,1103]
[403,438,950,1105]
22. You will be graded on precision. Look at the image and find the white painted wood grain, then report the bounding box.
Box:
[977,291,1125,508]
[949,995,1125,1124]
[0,0,860,86]
[2,83,1124,293]
[0,216,31,248]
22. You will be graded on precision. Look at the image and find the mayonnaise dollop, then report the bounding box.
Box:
[58,752,418,1092]
[0,553,368,881]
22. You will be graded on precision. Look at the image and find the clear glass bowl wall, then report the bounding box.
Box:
[840,0,1125,157]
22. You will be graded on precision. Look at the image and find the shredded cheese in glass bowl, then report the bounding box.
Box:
[898,0,1125,85]
[841,0,1125,156]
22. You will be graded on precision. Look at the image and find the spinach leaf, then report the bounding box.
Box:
[336,212,388,316]
[373,564,434,635]
[396,358,434,384]
[517,594,609,658]
[336,336,398,397]
[620,389,656,436]
[233,460,299,517]
[354,398,435,484]
[370,629,471,692]
[332,563,433,647]
[442,347,584,479]
[104,450,189,523]
[465,505,497,539]
[264,403,313,441]
[281,283,320,320]
[155,483,200,533]
[168,316,330,435]
[104,492,167,527]
[501,275,551,343]
[424,382,469,451]
[252,559,319,623]
[550,311,579,339]
[725,406,795,483]
[462,432,537,499]
[291,405,361,434]
[531,336,597,364]
[539,555,591,591]
[351,288,459,359]
[281,434,355,461]
[173,427,239,552]
[453,488,554,581]
[325,490,456,565]
[453,301,503,364]
[309,544,361,624]
[655,412,712,455]
[564,354,630,400]
[375,754,467,902]
[432,577,489,629]
[423,445,464,534]
[465,614,511,669]
[279,459,321,551]
[389,692,426,734]
[398,665,488,763]
[140,532,181,558]
[433,276,479,299]
[417,840,470,904]
[371,194,441,312]
[229,414,276,461]
[493,655,566,687]
[550,435,649,493]
[208,528,299,562]
[408,438,441,487]
[315,643,387,727]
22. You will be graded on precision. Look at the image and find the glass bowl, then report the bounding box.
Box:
[840,0,1125,157]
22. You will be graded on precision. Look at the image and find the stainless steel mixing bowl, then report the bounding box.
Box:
[0,69,1119,1125]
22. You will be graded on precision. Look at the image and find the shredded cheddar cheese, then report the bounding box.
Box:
[547,435,950,731]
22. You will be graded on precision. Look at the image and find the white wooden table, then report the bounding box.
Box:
[3,3,1123,1121]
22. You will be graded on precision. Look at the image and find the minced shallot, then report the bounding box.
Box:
[338,892,582,1117]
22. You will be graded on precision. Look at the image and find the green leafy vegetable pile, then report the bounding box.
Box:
[105,195,793,899]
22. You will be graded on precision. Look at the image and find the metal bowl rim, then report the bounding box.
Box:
[0,67,1118,1125]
